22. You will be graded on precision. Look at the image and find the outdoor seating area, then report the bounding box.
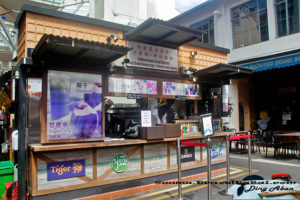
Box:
[230,130,300,162]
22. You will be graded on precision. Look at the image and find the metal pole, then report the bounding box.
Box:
[248,136,252,175]
[207,137,212,200]
[226,134,230,189]
[177,138,182,200]
[17,68,26,200]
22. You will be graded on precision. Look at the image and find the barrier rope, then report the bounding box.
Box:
[181,141,207,147]
[229,134,251,140]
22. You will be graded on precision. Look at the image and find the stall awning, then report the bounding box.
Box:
[194,63,253,84]
[32,34,132,66]
[125,18,202,49]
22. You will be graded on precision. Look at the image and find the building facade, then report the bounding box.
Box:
[171,0,300,132]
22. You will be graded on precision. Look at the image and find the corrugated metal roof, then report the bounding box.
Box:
[194,63,253,83]
[126,18,203,49]
[32,34,131,66]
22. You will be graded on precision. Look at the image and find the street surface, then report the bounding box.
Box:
[124,152,300,200]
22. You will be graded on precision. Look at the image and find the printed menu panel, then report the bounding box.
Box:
[109,77,157,95]
[163,82,199,96]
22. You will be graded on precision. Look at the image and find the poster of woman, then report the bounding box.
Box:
[47,70,103,141]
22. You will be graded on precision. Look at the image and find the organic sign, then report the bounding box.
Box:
[47,159,85,181]
[240,53,300,71]
[112,154,129,173]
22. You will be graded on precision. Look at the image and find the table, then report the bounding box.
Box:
[274,132,300,137]
[274,132,300,158]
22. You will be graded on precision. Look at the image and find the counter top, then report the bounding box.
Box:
[29,132,234,152]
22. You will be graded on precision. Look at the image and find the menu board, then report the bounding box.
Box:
[201,114,214,137]
[47,70,103,141]
[108,77,157,94]
[163,82,199,97]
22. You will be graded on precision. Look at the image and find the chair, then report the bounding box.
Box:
[264,130,282,158]
[251,129,265,154]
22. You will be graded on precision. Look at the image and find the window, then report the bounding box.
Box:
[191,17,215,45]
[275,0,300,37]
[231,0,269,49]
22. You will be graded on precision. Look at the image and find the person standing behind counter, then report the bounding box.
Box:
[158,99,175,123]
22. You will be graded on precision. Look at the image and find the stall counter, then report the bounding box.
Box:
[28,132,233,198]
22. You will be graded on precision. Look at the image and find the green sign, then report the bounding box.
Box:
[112,154,129,173]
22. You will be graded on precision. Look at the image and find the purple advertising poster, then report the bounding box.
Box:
[47,159,85,181]
[47,70,102,140]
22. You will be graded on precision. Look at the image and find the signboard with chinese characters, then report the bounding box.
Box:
[108,77,157,94]
[127,41,178,71]
[47,159,85,181]
[163,82,200,97]
[46,70,103,142]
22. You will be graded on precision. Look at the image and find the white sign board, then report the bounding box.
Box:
[202,114,213,137]
[127,41,178,71]
[141,110,152,127]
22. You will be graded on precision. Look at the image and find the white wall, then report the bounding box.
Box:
[90,0,180,26]
[147,0,180,21]
[228,81,239,131]
[172,0,300,63]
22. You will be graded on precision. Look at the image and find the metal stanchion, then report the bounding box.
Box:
[218,135,231,196]
[177,138,182,200]
[226,134,230,189]
[248,135,252,175]
[207,137,212,200]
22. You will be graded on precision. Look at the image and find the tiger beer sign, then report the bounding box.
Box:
[47,159,85,180]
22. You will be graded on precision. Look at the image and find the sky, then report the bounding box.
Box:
[175,0,208,12]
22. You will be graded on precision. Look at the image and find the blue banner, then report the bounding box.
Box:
[47,159,85,181]
[240,53,300,72]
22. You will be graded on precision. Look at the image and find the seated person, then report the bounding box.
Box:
[257,111,270,131]
[158,99,175,123]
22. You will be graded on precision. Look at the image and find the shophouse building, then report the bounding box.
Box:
[171,0,300,132]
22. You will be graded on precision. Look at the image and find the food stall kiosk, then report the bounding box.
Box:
[13,5,233,199]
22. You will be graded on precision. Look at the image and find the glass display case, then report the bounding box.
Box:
[174,120,202,136]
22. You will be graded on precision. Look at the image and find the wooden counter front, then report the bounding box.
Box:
[28,132,233,197]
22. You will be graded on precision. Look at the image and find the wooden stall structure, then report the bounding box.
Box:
[13,4,234,199]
